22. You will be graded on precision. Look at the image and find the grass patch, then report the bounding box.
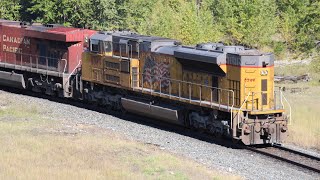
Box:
[282,86,320,150]
[275,63,320,86]
[0,93,241,180]
[275,63,320,150]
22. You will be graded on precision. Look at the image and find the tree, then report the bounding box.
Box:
[89,0,120,30]
[0,0,20,20]
[19,0,39,22]
[27,0,92,27]
[25,0,121,29]
[122,0,157,32]
[296,1,320,51]
[124,0,222,45]
[276,0,320,52]
[208,0,277,48]
[1,0,318,54]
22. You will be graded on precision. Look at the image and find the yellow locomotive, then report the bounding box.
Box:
[81,31,289,145]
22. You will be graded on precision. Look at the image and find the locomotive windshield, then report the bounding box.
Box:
[90,39,99,53]
[90,39,112,54]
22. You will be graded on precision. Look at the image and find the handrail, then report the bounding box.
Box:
[237,92,252,129]
[133,72,235,124]
[2,51,65,61]
[134,72,234,99]
[133,72,234,94]
[1,51,67,74]
[137,72,235,127]
[230,91,235,129]
[246,90,286,111]
[280,88,292,125]
[64,58,81,94]
[251,91,266,111]
[61,59,68,74]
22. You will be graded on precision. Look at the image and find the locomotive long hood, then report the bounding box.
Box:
[174,48,226,76]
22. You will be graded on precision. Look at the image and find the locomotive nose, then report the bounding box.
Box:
[241,120,288,145]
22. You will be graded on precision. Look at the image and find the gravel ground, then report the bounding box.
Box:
[1,89,319,180]
[283,144,320,159]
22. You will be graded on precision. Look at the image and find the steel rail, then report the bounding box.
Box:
[273,144,320,162]
[246,145,320,174]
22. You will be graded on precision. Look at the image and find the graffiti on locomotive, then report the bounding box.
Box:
[143,55,172,89]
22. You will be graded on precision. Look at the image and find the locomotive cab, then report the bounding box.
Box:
[192,43,288,145]
[225,50,288,145]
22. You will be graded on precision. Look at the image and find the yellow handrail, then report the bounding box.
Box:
[280,89,292,125]
[237,92,252,129]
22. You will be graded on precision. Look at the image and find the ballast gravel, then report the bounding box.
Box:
[1,90,319,180]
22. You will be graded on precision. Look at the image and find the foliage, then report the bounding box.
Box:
[0,0,319,53]
[277,0,320,52]
[273,42,287,58]
[89,0,120,30]
[208,0,278,48]
[127,0,221,45]
[0,0,20,20]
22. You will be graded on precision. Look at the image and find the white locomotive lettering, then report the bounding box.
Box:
[2,35,31,45]
[3,45,22,54]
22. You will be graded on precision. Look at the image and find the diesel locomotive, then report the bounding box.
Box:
[0,20,290,145]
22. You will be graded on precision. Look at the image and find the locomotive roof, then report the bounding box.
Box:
[155,46,226,64]
[174,46,226,64]
[0,20,77,33]
[0,19,95,42]
[113,32,178,42]
[91,31,179,43]
[230,49,264,56]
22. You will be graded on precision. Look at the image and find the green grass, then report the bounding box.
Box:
[275,63,320,150]
[0,94,241,180]
[275,63,320,86]
[282,86,320,150]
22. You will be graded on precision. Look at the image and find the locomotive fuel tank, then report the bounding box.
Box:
[0,71,26,89]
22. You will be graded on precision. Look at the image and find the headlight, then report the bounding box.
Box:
[261,70,268,76]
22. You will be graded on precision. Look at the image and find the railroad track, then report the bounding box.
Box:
[247,144,320,174]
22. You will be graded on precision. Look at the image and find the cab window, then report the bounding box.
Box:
[104,41,112,52]
[90,39,99,53]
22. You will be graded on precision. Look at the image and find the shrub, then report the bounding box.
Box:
[273,42,286,58]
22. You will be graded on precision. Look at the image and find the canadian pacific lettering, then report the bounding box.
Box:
[2,35,31,45]
[3,45,22,53]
